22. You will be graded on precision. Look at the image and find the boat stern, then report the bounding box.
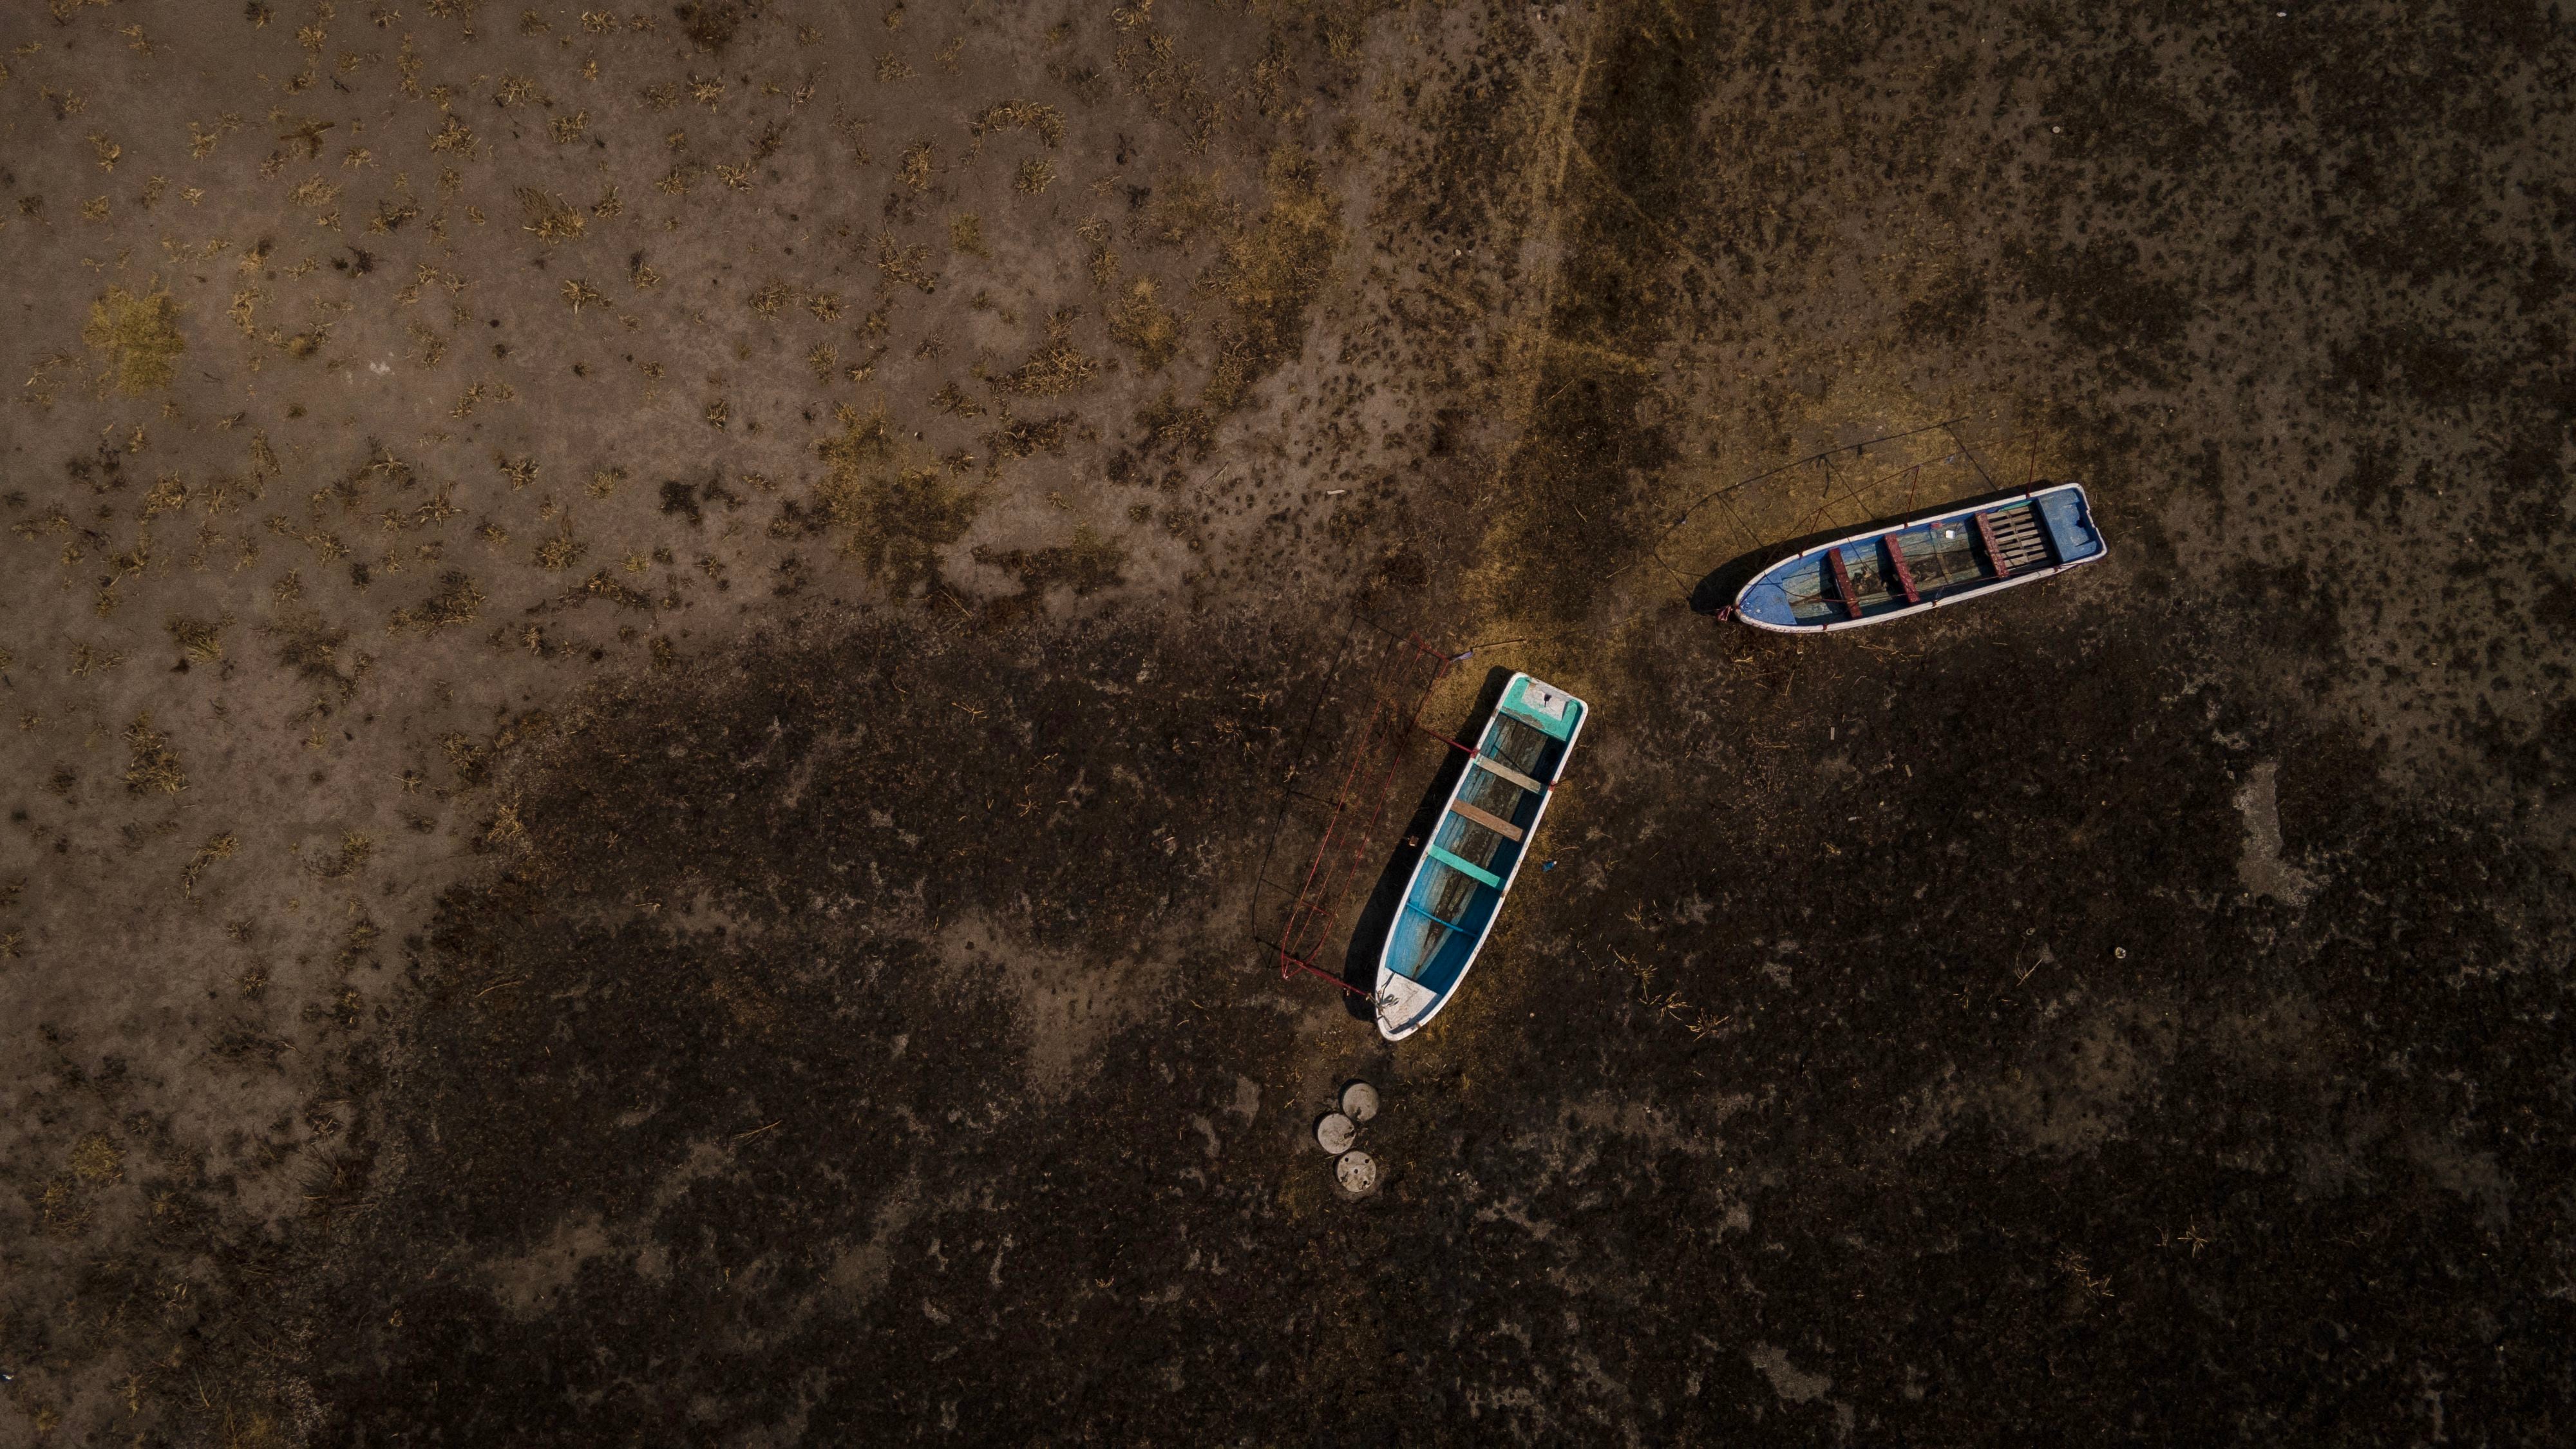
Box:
[1499,674,1586,744]
[2037,483,2110,565]
[1374,971,1440,1041]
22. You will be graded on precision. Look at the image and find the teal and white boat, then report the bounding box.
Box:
[1375,674,1589,1041]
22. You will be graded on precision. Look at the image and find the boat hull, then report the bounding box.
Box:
[1731,482,2108,633]
[1372,674,1588,1041]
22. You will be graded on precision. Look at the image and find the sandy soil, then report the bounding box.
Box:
[3,1,2571,1443]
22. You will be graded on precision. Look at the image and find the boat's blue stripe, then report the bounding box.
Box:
[1403,900,1464,932]
[1426,844,1504,890]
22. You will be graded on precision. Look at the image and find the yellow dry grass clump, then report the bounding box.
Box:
[533,530,587,571]
[122,712,187,795]
[167,613,231,662]
[1110,279,1182,372]
[897,141,934,192]
[877,236,938,292]
[991,308,1103,397]
[83,283,185,395]
[182,833,238,896]
[70,1133,122,1185]
[971,99,1065,147]
[517,186,587,243]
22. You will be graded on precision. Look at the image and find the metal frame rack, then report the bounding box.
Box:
[1271,630,1459,997]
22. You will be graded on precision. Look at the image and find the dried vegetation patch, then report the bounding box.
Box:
[1202,148,1341,411]
[82,283,185,395]
[811,406,980,597]
[121,712,187,795]
[388,571,486,634]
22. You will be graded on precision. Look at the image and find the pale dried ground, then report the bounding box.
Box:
[3,1,2573,1445]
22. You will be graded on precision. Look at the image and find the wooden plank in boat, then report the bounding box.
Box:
[1470,754,1545,795]
[1452,800,1524,842]
[1826,547,1862,618]
[1886,536,1921,603]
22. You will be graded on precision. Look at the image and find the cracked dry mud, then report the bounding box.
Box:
[4,1,2572,1444]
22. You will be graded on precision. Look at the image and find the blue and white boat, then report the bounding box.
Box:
[1374,674,1588,1041]
[1731,482,2109,632]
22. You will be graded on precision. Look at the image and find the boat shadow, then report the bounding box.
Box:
[1334,666,1519,1021]
[1687,482,2058,614]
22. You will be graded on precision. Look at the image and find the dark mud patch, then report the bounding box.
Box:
[273,596,2576,1444]
[971,526,1128,628]
[2009,236,2195,387]
[272,611,1368,1438]
[1443,601,2576,1441]
[673,0,761,55]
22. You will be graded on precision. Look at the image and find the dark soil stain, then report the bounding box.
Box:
[1521,609,2576,1443]
[297,611,1335,1438]
[264,598,2576,1445]
[2009,237,2194,387]
[674,0,759,55]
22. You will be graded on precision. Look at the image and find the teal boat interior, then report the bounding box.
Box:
[1736,484,2106,628]
[1380,677,1583,1000]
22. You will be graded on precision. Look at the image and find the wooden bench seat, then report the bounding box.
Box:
[1826,547,1862,618]
[1452,799,1524,842]
[1886,538,1921,603]
[1471,754,1545,795]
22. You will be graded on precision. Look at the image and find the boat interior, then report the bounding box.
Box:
[1762,488,2105,625]
[1381,701,1574,997]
